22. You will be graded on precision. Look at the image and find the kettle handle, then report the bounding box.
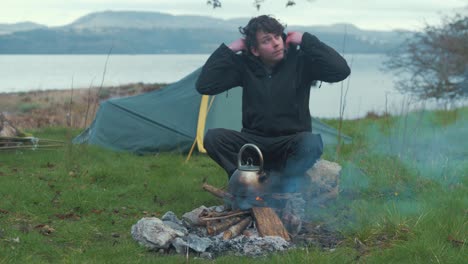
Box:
[237,143,264,171]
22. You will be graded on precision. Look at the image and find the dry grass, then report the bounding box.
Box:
[0,83,167,130]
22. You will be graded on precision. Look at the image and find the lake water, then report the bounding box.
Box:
[0,54,439,119]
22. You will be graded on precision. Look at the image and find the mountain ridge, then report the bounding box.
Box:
[0,11,411,54]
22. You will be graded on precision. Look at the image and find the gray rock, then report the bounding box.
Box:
[189,225,208,237]
[304,159,341,204]
[208,205,225,213]
[182,205,208,227]
[163,221,188,236]
[172,237,189,254]
[162,211,183,225]
[200,252,213,259]
[186,234,212,252]
[131,217,185,250]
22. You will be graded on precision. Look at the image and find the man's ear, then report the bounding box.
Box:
[250,46,259,57]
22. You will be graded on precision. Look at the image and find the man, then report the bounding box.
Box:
[196,15,350,192]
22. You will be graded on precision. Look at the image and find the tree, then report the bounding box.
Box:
[384,13,468,102]
[206,0,306,10]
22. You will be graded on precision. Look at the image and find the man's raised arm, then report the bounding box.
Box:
[195,39,246,95]
[287,31,350,83]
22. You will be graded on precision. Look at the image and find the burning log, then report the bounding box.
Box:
[206,216,244,236]
[223,216,252,240]
[251,207,290,241]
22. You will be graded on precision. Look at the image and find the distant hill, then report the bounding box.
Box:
[0,11,411,54]
[0,22,46,35]
[67,11,238,29]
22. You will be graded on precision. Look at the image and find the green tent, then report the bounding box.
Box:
[74,68,351,155]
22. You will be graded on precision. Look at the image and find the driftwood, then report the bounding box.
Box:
[223,216,252,240]
[251,207,290,241]
[206,216,244,236]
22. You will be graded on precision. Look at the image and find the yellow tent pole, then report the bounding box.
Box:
[185,138,198,163]
[185,95,215,162]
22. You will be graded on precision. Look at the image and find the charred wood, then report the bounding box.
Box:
[206,216,244,236]
[223,216,252,240]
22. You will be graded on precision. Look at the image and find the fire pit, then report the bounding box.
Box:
[131,159,343,258]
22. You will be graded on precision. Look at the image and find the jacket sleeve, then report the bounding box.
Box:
[300,32,351,83]
[195,43,243,95]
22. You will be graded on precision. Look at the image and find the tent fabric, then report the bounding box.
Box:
[74,68,351,154]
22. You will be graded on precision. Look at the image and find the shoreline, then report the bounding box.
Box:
[2,82,466,131]
[0,82,167,130]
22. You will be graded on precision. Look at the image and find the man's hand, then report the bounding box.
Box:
[228,38,246,53]
[286,32,303,47]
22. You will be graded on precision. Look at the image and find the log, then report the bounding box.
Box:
[199,210,250,221]
[206,216,244,236]
[202,183,233,200]
[223,216,252,240]
[251,207,290,241]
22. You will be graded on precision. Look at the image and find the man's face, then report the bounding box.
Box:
[250,30,285,67]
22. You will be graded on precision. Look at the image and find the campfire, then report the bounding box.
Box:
[201,183,303,240]
[131,159,343,258]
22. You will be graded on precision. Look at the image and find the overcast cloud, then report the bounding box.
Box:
[2,0,467,31]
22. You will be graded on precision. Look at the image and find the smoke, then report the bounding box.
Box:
[303,108,467,233]
[369,109,467,185]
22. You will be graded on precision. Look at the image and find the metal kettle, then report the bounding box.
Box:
[228,144,268,209]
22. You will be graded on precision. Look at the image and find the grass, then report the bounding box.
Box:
[1,107,467,263]
[17,102,42,113]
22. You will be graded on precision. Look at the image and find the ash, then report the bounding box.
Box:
[209,230,290,257]
[131,205,343,259]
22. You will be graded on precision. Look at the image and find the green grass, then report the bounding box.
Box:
[17,102,41,113]
[1,107,467,263]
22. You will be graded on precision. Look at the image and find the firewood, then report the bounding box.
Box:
[206,216,244,236]
[200,210,250,221]
[251,207,290,241]
[202,183,233,200]
[223,216,252,240]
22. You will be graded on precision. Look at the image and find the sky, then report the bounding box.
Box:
[2,0,467,31]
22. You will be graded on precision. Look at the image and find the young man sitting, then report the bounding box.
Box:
[196,15,350,193]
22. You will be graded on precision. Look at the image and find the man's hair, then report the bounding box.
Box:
[239,15,286,52]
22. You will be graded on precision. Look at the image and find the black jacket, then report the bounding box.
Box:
[196,32,350,137]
